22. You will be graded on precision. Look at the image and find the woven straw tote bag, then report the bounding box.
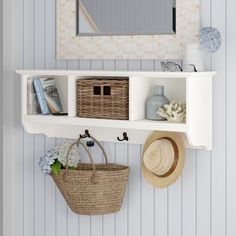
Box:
[51,132,130,215]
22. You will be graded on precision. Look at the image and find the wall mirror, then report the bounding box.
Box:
[57,0,200,59]
[77,0,176,36]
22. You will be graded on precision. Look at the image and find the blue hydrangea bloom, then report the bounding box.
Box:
[200,27,221,53]
[38,148,59,175]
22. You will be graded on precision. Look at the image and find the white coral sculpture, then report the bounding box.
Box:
[157,101,186,123]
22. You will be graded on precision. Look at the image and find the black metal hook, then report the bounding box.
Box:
[117,132,129,142]
[79,129,91,139]
[79,130,94,147]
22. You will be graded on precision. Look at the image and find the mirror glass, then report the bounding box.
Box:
[77,0,176,36]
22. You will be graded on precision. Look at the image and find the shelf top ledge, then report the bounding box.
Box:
[16,70,217,78]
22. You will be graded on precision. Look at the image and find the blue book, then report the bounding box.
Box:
[33,78,50,115]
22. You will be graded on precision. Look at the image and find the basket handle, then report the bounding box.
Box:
[64,140,99,184]
[78,130,109,164]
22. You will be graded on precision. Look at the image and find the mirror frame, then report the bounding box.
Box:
[57,0,200,59]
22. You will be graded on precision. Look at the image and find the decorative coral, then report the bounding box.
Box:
[157,101,186,123]
[200,27,221,53]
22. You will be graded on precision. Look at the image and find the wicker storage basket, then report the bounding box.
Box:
[76,78,129,120]
[51,134,130,215]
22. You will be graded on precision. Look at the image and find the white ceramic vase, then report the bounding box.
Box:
[183,44,204,72]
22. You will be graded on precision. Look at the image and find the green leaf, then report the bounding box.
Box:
[68,166,77,170]
[51,160,62,176]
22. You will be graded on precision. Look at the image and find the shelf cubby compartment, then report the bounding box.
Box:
[17,70,216,150]
[22,74,69,115]
[129,76,186,121]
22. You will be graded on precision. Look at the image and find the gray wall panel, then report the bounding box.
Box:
[0,0,3,233]
[2,0,235,236]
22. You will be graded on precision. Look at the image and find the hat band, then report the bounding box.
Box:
[154,137,179,178]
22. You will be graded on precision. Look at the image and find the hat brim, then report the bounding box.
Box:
[142,131,185,188]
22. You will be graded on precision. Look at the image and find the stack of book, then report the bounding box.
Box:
[28,77,63,115]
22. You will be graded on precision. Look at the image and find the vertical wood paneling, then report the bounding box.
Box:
[33,2,46,236]
[168,178,182,236]
[196,149,211,236]
[155,187,168,236]
[196,1,212,236]
[34,135,45,236]
[34,0,45,69]
[4,0,234,236]
[154,60,163,71]
[55,139,68,236]
[103,60,115,70]
[3,2,14,236]
[44,1,57,236]
[128,60,141,71]
[102,143,116,236]
[78,206,91,235]
[23,1,35,236]
[128,144,141,236]
[182,150,197,236]
[226,0,236,235]
[23,133,34,236]
[0,1,3,234]
[45,0,56,69]
[211,0,227,235]
[115,143,128,236]
[68,60,79,71]
[79,60,91,70]
[12,0,24,235]
[44,1,58,236]
[141,60,155,71]
[23,0,34,69]
[115,60,128,70]
[0,0,3,232]
[141,144,155,236]
[44,138,56,236]
[91,60,103,70]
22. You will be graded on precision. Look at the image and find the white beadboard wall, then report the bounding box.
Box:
[0,0,3,233]
[2,0,236,236]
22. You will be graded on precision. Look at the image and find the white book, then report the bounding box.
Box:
[27,79,41,114]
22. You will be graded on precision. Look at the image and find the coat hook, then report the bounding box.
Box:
[117,132,129,142]
[80,129,91,139]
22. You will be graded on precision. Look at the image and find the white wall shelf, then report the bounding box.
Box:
[16,70,217,150]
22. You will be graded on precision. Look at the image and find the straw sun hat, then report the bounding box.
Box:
[142,132,185,188]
